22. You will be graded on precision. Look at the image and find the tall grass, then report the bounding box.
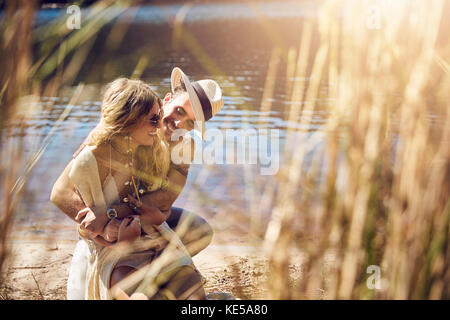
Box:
[0,0,134,291]
[1,0,449,300]
[0,0,36,286]
[257,0,450,299]
[157,0,450,300]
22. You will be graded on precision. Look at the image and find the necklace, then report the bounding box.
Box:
[109,136,143,204]
[110,139,129,158]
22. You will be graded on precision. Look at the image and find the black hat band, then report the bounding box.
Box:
[192,81,213,122]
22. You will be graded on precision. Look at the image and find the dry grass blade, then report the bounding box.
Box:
[259,0,450,300]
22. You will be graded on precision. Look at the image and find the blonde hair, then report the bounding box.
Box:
[90,78,170,190]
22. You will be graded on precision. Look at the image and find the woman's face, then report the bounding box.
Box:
[129,102,162,146]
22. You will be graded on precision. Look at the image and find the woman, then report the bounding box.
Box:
[68,78,205,299]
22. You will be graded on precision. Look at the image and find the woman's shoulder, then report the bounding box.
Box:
[70,145,99,178]
[90,142,109,154]
[74,144,97,162]
[74,143,110,163]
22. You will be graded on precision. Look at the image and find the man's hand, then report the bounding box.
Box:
[117,216,141,243]
[127,194,167,227]
[79,216,137,247]
[76,207,108,237]
[103,218,121,242]
[91,235,116,247]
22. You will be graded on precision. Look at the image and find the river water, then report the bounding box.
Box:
[0,1,376,240]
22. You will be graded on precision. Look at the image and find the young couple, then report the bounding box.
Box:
[50,67,224,300]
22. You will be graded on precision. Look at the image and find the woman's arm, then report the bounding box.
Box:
[52,125,117,240]
[51,162,108,236]
[53,148,111,237]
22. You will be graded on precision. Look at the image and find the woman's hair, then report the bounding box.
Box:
[90,78,170,190]
[92,78,159,140]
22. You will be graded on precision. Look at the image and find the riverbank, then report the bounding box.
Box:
[0,233,305,300]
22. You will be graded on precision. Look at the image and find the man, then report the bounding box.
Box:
[50,67,224,299]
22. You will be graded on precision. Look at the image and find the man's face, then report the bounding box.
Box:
[161,92,196,140]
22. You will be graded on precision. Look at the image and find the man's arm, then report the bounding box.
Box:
[51,159,116,246]
[141,163,189,215]
[100,163,189,239]
[49,157,187,226]
[50,126,97,220]
[51,158,110,237]
[52,136,190,239]
[50,159,86,222]
[140,136,194,214]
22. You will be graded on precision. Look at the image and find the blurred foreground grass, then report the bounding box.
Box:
[255,0,450,299]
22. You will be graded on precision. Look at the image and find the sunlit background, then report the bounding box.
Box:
[1,0,449,299]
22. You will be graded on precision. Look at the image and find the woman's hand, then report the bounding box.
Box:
[117,216,141,243]
[76,207,108,236]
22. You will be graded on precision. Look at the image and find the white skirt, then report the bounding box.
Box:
[67,232,193,300]
[67,240,89,300]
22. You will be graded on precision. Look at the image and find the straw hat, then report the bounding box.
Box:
[171,67,224,140]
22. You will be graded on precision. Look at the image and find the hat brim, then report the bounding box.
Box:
[171,67,206,140]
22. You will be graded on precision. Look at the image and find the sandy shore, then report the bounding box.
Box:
[1,203,311,300]
[1,237,300,300]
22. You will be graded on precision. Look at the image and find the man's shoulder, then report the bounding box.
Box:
[170,161,190,177]
[169,135,195,158]
[169,136,194,177]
